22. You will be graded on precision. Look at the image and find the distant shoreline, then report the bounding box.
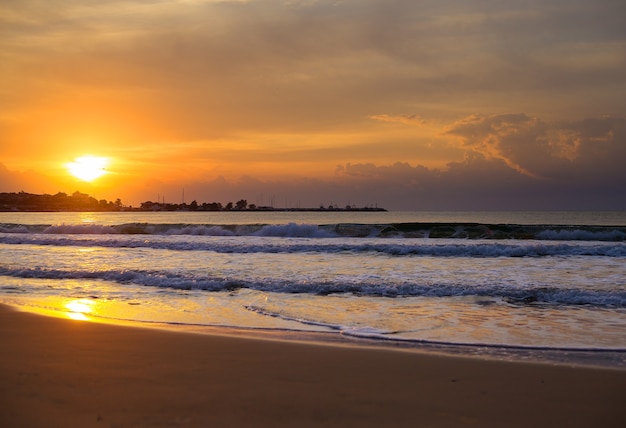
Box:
[0,191,386,212]
[0,207,387,213]
[126,206,387,213]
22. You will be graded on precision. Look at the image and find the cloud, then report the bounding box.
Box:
[369,114,425,126]
[444,114,545,177]
[444,114,626,181]
[3,0,625,140]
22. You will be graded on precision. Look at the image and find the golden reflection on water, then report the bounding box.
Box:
[78,213,97,224]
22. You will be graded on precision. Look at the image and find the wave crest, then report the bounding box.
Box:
[1,221,625,241]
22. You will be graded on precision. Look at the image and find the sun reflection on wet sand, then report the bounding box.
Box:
[64,298,96,321]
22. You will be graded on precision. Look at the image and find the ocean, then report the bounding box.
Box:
[1,211,625,367]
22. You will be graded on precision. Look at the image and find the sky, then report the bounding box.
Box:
[1,0,625,210]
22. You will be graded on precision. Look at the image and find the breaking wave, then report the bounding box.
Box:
[0,233,624,257]
[1,266,624,307]
[1,221,625,241]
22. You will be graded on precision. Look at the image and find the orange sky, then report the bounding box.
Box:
[1,0,625,210]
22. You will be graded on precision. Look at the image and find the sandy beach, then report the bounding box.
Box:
[1,304,624,428]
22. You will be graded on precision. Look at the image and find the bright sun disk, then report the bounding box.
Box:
[66,155,109,182]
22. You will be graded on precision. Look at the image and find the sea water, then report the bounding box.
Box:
[1,211,625,367]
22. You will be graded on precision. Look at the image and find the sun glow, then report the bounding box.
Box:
[66,156,109,182]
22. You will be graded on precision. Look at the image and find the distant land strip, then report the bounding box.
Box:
[0,192,386,212]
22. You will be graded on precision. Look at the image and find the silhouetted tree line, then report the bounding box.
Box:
[1,192,386,212]
[1,193,266,212]
[139,199,262,211]
[0,192,123,212]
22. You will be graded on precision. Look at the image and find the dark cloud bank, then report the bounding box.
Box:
[146,114,626,211]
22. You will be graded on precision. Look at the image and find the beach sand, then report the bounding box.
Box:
[1,304,625,428]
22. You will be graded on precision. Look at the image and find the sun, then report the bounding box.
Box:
[66,155,109,182]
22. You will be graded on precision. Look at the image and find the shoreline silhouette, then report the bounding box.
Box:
[0,191,386,212]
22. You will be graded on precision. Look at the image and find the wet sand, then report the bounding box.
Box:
[1,304,625,427]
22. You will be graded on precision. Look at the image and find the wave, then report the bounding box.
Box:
[1,233,625,257]
[1,266,624,307]
[244,305,626,354]
[1,222,625,241]
[244,305,626,352]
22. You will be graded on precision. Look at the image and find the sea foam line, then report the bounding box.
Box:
[243,305,626,353]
